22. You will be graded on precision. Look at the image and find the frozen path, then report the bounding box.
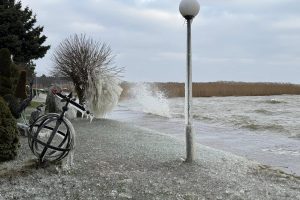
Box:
[0,119,299,199]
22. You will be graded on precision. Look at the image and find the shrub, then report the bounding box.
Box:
[0,97,20,161]
[3,94,21,119]
[45,85,61,113]
[0,48,13,96]
[15,70,27,100]
[11,63,20,94]
[0,49,25,118]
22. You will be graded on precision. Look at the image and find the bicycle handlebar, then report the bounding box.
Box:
[54,92,91,114]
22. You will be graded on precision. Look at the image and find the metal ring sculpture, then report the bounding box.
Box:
[28,113,75,162]
[28,92,90,163]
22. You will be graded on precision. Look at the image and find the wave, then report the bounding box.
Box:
[241,123,286,133]
[262,148,300,156]
[129,83,171,118]
[170,111,290,134]
[193,114,214,121]
[290,134,300,139]
[264,99,287,104]
[254,109,274,115]
[171,113,184,119]
[169,113,215,122]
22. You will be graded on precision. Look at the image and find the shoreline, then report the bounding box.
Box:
[0,118,299,199]
[109,106,300,177]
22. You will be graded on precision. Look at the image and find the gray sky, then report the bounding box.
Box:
[22,0,300,83]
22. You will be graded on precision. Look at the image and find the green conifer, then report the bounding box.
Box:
[0,48,13,96]
[0,96,20,161]
[14,70,27,100]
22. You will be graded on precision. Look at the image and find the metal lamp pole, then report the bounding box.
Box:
[179,0,200,163]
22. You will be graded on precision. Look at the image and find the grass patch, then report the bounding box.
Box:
[29,101,43,108]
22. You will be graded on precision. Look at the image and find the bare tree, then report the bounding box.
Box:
[52,34,122,108]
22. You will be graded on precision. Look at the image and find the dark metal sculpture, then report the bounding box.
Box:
[28,92,91,163]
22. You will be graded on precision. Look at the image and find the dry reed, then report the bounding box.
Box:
[120,81,300,98]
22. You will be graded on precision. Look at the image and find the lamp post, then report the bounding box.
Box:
[179,0,200,162]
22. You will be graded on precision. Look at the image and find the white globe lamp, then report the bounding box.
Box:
[179,0,200,20]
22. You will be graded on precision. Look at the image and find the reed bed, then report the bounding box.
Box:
[121,81,300,98]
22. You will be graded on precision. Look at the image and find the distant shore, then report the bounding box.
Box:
[33,77,300,98]
[120,81,300,98]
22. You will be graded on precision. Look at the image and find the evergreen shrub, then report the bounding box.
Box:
[0,48,13,96]
[15,70,27,99]
[45,85,61,113]
[0,97,20,161]
[3,94,20,119]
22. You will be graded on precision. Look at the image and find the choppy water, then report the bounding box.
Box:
[171,96,300,138]
[122,94,300,138]
[108,84,300,175]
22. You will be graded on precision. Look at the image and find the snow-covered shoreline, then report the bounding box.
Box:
[0,119,299,199]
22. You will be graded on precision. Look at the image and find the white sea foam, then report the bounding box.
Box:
[129,83,171,118]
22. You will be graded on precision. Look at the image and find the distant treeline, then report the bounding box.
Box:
[36,77,300,98]
[121,82,300,98]
[34,76,73,90]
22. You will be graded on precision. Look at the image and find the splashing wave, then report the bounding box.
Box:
[129,83,171,118]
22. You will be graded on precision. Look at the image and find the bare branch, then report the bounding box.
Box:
[51,34,123,104]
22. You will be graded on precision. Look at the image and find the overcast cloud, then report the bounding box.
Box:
[21,0,300,83]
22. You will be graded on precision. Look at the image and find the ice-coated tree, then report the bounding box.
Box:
[0,0,50,65]
[52,34,123,118]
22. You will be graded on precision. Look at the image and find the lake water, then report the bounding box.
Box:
[108,84,300,175]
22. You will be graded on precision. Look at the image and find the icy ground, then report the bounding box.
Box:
[0,119,299,199]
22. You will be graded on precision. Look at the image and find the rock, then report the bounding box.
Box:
[109,190,118,198]
[118,179,133,184]
[118,193,132,199]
